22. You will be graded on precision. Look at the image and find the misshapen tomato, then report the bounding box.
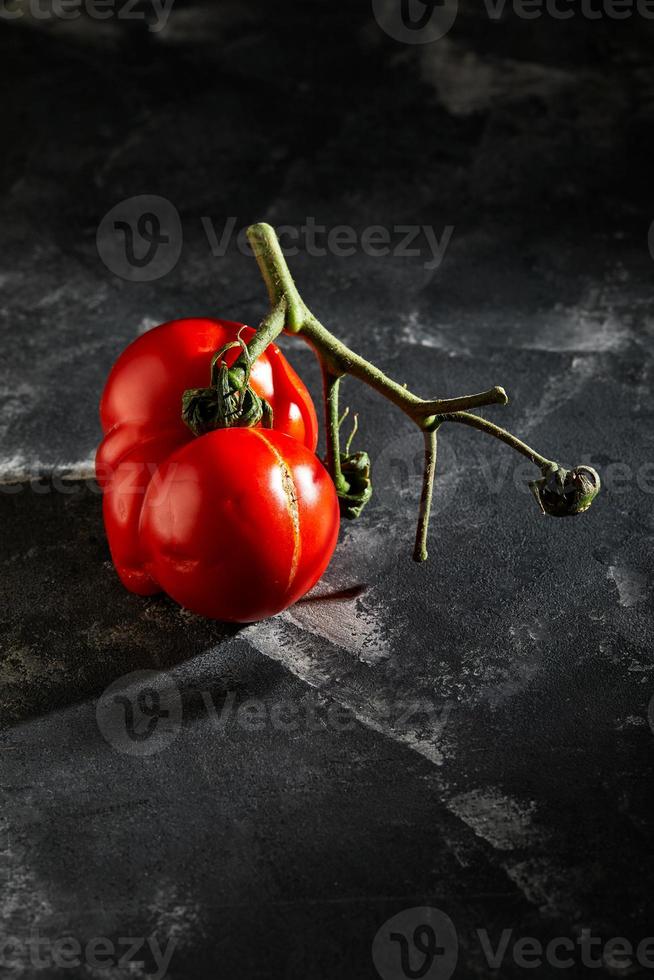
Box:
[139,429,339,622]
[96,318,320,598]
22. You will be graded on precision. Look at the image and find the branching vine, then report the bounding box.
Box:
[207,222,600,561]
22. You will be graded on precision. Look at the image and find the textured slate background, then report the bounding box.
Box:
[2,2,654,978]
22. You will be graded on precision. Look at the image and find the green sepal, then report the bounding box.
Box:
[182,383,267,436]
[337,450,373,519]
[530,464,601,517]
[181,334,272,437]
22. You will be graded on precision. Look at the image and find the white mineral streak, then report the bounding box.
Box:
[607,565,650,608]
[419,39,574,117]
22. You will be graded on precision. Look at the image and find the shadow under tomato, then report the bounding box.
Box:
[297,583,368,604]
[0,480,244,730]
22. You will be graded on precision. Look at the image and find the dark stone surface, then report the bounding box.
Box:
[2,3,654,979]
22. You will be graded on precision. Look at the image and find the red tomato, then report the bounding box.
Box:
[139,429,340,622]
[96,318,320,600]
[100,319,318,450]
[98,317,318,477]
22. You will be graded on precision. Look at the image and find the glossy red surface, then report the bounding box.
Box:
[98,317,318,464]
[139,429,340,622]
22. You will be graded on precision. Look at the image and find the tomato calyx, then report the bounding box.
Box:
[333,407,373,520]
[338,450,373,519]
[529,464,601,517]
[182,335,273,437]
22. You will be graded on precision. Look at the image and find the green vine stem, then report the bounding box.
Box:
[437,411,555,470]
[246,225,508,425]
[233,222,599,562]
[415,429,439,562]
[321,365,349,496]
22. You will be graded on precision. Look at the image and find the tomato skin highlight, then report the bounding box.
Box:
[139,429,340,622]
[96,318,322,602]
